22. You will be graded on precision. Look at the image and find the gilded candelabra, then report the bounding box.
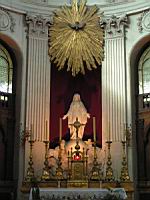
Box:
[90,142,103,180]
[105,141,115,181]
[120,141,130,181]
[41,141,51,181]
[25,139,35,182]
[55,145,64,180]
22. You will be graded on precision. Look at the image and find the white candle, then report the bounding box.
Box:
[46,120,48,141]
[108,122,110,141]
[124,123,126,141]
[93,117,96,143]
[59,118,62,142]
[30,124,33,141]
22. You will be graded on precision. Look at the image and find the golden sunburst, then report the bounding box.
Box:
[49,0,104,76]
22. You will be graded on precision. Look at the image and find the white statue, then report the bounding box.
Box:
[63,93,90,139]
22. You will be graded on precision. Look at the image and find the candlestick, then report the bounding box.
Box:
[93,117,96,143]
[105,141,115,181]
[59,118,62,142]
[56,146,64,180]
[25,140,35,181]
[41,141,51,181]
[120,141,130,181]
[90,142,103,181]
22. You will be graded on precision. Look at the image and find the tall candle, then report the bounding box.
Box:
[30,124,33,141]
[93,117,96,143]
[108,122,110,141]
[46,120,48,141]
[124,123,126,141]
[59,118,62,142]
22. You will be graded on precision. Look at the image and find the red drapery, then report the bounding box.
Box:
[50,64,102,148]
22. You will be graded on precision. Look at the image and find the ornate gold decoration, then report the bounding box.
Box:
[105,141,115,181]
[41,141,51,181]
[56,146,64,180]
[90,142,103,180]
[67,118,88,187]
[25,139,35,182]
[120,141,130,181]
[49,0,104,76]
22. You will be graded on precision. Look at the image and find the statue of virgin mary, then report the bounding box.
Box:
[63,93,90,139]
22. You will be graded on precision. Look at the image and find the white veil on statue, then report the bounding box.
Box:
[63,93,90,139]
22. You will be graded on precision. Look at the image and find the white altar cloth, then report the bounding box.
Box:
[29,188,127,200]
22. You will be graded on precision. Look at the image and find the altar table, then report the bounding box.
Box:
[29,188,127,200]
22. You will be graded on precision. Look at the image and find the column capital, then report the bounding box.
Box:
[26,13,53,38]
[100,15,128,38]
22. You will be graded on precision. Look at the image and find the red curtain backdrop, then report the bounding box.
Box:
[50,64,102,148]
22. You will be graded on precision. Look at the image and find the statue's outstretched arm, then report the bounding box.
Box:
[87,113,90,118]
[63,114,68,120]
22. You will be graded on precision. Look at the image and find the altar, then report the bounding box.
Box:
[29,188,127,200]
[22,92,134,200]
[22,109,134,200]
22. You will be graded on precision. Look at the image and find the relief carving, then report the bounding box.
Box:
[0,7,16,32]
[137,9,150,32]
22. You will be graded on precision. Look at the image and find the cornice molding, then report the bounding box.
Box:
[0,1,150,17]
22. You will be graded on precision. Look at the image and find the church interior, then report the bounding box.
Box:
[0,0,150,200]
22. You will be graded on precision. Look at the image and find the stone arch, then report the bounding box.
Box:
[129,34,150,185]
[0,33,23,191]
[130,34,150,101]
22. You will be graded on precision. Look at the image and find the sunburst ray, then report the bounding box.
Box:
[49,0,104,76]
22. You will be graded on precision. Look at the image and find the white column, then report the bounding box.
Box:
[101,15,133,180]
[25,15,51,142]
[102,15,128,142]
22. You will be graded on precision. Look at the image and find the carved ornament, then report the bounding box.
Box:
[137,9,150,32]
[100,15,128,35]
[0,7,16,32]
[26,14,52,37]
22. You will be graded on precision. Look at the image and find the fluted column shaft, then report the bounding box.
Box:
[102,15,128,142]
[25,15,51,141]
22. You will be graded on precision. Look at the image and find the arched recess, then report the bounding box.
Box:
[130,34,150,197]
[0,33,23,197]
